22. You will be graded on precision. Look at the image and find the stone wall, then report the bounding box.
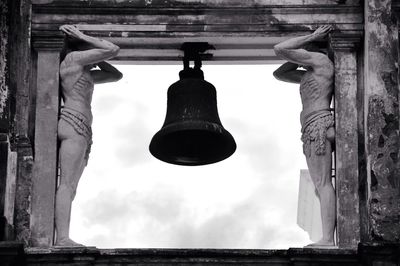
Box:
[364,0,400,243]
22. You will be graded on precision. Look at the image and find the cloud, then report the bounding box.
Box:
[73,177,308,249]
[92,94,125,116]
[225,116,302,182]
[74,186,189,247]
[111,105,155,167]
[166,184,308,249]
[171,201,276,248]
[80,186,184,227]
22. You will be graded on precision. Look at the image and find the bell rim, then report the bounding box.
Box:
[149,121,236,166]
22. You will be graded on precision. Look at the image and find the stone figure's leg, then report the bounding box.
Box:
[55,119,87,246]
[306,131,335,246]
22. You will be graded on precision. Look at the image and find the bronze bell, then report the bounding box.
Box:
[149,43,236,166]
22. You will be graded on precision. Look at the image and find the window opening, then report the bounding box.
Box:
[69,64,311,249]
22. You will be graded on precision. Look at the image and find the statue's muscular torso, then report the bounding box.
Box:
[299,63,334,125]
[60,54,94,125]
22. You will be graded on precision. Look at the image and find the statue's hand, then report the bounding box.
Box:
[59,25,85,40]
[311,25,332,41]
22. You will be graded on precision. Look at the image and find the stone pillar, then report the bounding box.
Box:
[30,37,63,247]
[0,134,10,240]
[330,32,362,248]
[7,0,34,245]
[0,0,12,242]
[9,0,32,138]
[0,0,10,134]
[14,137,34,245]
[363,0,400,243]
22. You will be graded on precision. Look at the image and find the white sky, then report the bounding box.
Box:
[69,64,311,249]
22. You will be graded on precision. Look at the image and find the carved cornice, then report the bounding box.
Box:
[32,1,363,33]
[32,36,64,51]
[31,0,362,9]
[329,32,362,52]
[31,1,363,62]
[32,35,64,51]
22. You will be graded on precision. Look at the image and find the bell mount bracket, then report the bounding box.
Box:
[180,42,215,70]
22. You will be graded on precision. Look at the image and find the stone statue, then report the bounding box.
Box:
[56,25,122,246]
[273,25,336,247]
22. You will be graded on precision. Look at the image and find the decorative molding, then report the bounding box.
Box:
[32,35,64,51]
[32,5,362,15]
[329,32,362,52]
[31,0,54,4]
[32,0,362,9]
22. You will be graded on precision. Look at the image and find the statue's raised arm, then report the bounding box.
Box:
[274,25,333,69]
[272,61,305,84]
[60,25,120,65]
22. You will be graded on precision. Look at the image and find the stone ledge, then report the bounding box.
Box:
[0,244,398,265]
[24,247,359,265]
[0,242,25,266]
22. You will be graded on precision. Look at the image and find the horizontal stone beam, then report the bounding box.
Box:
[31,0,361,7]
[32,1,362,62]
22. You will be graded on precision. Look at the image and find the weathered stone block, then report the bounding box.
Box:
[364,0,400,243]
